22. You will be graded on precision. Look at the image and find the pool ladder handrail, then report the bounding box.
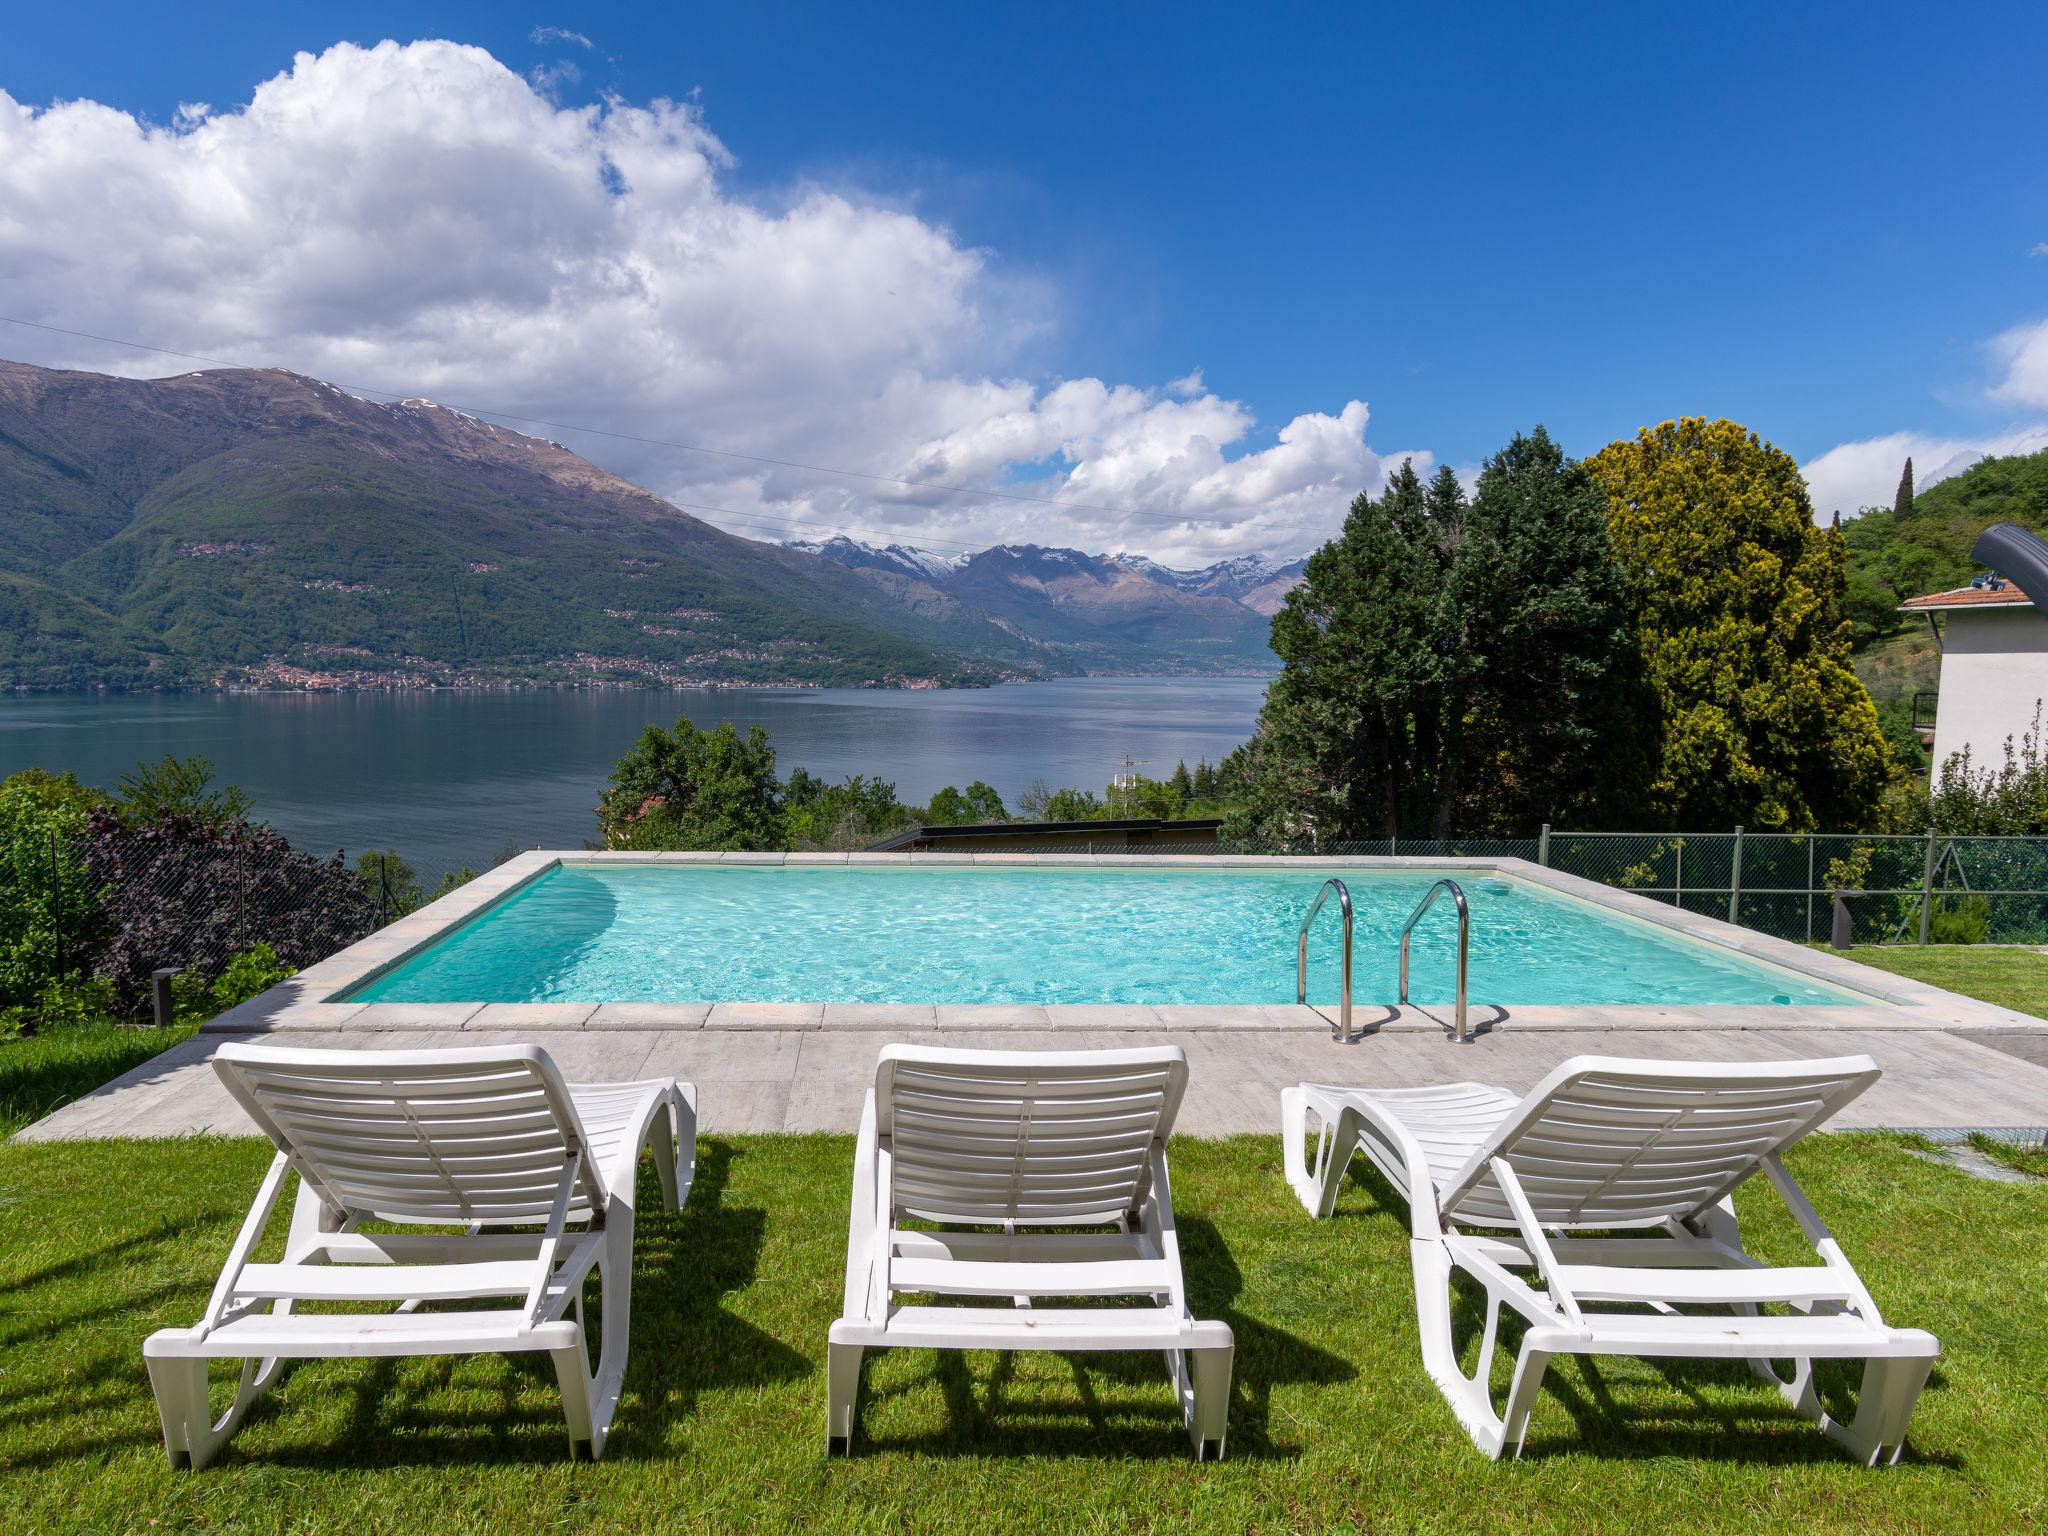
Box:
[1296,877,1353,1041]
[1399,877,1471,1042]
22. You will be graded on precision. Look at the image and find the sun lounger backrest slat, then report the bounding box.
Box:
[876,1046,1187,1225]
[212,1043,603,1225]
[1440,1055,1879,1230]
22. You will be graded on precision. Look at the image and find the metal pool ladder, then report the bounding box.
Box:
[1400,877,1471,1042]
[1296,878,1353,1040]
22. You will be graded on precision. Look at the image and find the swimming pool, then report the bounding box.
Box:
[344,864,1867,1007]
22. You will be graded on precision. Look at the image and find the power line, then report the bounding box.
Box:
[0,314,1347,544]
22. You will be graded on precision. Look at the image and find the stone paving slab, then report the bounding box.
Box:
[20,1014,2048,1142]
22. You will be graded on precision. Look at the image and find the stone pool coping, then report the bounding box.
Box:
[199,851,2046,1038]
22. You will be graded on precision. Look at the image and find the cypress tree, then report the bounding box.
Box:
[1894,457,1915,518]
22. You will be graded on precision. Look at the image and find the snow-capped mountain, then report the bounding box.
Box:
[787,535,967,585]
[787,537,1306,672]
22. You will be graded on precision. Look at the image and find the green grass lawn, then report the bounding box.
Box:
[0,1015,195,1137]
[1,1132,2044,1533]
[1836,944,2048,1021]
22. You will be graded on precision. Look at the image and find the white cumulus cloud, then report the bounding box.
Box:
[0,40,1420,565]
[1989,316,2048,411]
[1803,425,2048,519]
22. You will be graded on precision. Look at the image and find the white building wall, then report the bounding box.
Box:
[1931,607,2048,778]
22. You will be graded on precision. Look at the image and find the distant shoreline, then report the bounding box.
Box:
[7,668,1280,699]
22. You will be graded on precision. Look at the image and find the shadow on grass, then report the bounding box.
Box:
[243,1138,812,1469]
[1338,1155,1960,1468]
[848,1213,1356,1462]
[2,1137,809,1472]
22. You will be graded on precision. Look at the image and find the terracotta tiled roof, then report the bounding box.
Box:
[1899,580,2034,611]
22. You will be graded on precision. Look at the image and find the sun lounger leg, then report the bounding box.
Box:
[578,1205,638,1458]
[1498,1343,1553,1459]
[647,1086,698,1215]
[650,1104,680,1212]
[825,1340,864,1454]
[144,1349,273,1472]
[145,1353,207,1470]
[551,1343,598,1460]
[1812,1352,1935,1466]
[1177,1337,1234,1460]
[1280,1088,1357,1218]
[1411,1240,1512,1458]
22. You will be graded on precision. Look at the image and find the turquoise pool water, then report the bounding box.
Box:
[345,865,1868,1007]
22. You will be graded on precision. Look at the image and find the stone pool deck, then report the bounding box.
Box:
[17,851,2048,1142]
[20,1004,2048,1142]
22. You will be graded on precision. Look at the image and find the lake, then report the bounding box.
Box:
[0,678,1267,874]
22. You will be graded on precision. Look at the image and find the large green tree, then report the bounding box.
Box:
[1587,417,1890,830]
[598,718,785,850]
[1228,430,1637,841]
[1454,428,1652,831]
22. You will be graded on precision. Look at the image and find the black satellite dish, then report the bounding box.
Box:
[1970,523,2048,614]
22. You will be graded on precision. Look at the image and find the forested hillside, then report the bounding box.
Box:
[0,360,1040,689]
[1844,446,2048,642]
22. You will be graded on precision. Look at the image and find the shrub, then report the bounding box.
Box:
[356,849,424,918]
[1927,705,2048,835]
[1928,896,1992,945]
[79,809,375,1011]
[924,782,1007,826]
[598,719,784,851]
[0,769,102,1006]
[785,770,913,848]
[0,975,120,1038]
[211,943,295,1009]
[109,755,253,831]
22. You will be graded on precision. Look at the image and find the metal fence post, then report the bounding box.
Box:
[1805,837,1816,943]
[1674,838,1684,911]
[1728,825,1744,926]
[49,829,63,981]
[1918,830,1937,946]
[1538,823,1551,866]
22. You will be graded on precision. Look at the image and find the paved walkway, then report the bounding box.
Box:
[20,1006,2048,1141]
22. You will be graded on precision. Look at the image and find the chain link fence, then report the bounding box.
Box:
[913,828,2048,948]
[12,828,483,1016]
[1534,829,2048,947]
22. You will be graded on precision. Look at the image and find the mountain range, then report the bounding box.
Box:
[789,537,1304,671]
[0,357,1300,690]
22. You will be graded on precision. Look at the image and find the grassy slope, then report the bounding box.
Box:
[1853,627,1939,708]
[1836,944,2048,1021]
[0,1133,2042,1533]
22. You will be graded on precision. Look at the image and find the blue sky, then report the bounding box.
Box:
[4,3,2046,551]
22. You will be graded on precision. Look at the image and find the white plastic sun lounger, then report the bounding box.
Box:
[1282,1055,1937,1464]
[827,1045,1234,1458]
[142,1043,696,1469]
